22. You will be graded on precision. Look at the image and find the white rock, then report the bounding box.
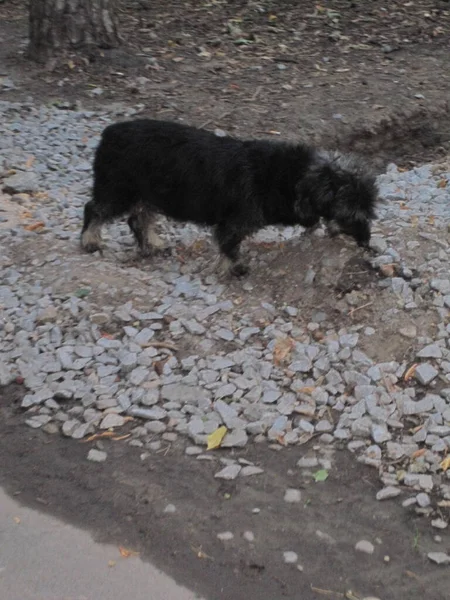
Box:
[283,551,298,564]
[376,486,401,500]
[284,489,302,503]
[214,465,242,480]
[355,540,375,555]
[87,449,107,463]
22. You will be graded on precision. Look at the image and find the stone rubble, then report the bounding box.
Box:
[1,101,450,544]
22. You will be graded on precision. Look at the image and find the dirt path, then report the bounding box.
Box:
[0,383,448,600]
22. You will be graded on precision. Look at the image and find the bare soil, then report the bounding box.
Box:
[1,2,450,598]
[0,382,449,600]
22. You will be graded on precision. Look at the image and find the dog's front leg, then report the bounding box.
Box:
[215,222,250,277]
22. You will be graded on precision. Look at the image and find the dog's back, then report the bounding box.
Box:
[94,119,251,224]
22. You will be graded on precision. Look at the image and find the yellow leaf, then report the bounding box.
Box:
[440,456,450,472]
[13,516,21,524]
[108,560,116,567]
[119,546,139,558]
[207,426,227,450]
[67,60,75,69]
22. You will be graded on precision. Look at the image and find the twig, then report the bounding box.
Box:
[348,301,373,317]
[147,341,179,351]
[251,85,262,101]
[310,586,344,598]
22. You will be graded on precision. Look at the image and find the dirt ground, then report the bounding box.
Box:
[0,383,449,600]
[0,0,449,168]
[1,218,450,599]
[1,2,450,599]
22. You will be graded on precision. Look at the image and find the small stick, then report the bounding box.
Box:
[147,341,179,351]
[310,586,344,598]
[348,301,373,317]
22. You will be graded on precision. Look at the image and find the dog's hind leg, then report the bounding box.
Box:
[128,205,164,257]
[215,221,255,277]
[81,175,139,254]
[81,200,105,254]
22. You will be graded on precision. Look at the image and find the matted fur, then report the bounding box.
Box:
[81,119,378,276]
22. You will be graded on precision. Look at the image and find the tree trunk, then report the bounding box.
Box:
[28,0,121,63]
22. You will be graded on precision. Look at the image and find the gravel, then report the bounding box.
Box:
[1,101,450,535]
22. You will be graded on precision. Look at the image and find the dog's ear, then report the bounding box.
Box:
[294,167,333,226]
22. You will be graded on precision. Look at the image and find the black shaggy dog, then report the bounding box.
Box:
[81,119,378,276]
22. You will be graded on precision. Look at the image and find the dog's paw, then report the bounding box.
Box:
[82,242,103,254]
[230,262,250,278]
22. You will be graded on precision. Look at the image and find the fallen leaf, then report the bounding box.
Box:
[404,363,418,382]
[13,516,21,524]
[428,215,435,225]
[297,386,316,395]
[108,560,116,568]
[74,288,90,298]
[112,434,131,441]
[207,426,227,450]
[437,179,448,189]
[411,448,426,459]
[83,431,116,443]
[273,337,295,365]
[313,469,329,482]
[25,156,35,169]
[119,546,139,558]
[24,221,45,231]
[440,456,450,472]
[67,59,75,69]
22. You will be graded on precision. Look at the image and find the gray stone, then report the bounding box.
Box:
[376,486,401,500]
[403,397,434,415]
[87,449,107,463]
[215,383,236,400]
[414,363,438,385]
[355,540,375,555]
[161,384,208,404]
[371,424,391,444]
[431,279,450,295]
[214,399,239,428]
[284,489,302,503]
[129,406,167,420]
[297,456,319,468]
[3,171,39,193]
[222,430,248,448]
[217,531,234,541]
[351,417,372,438]
[214,465,242,480]
[428,552,450,565]
[243,531,255,542]
[100,413,125,429]
[416,493,431,507]
[283,551,298,564]
[431,519,448,530]
[404,473,433,491]
[62,419,80,437]
[240,466,264,477]
[417,344,442,359]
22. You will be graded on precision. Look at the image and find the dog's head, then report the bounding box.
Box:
[295,152,378,248]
